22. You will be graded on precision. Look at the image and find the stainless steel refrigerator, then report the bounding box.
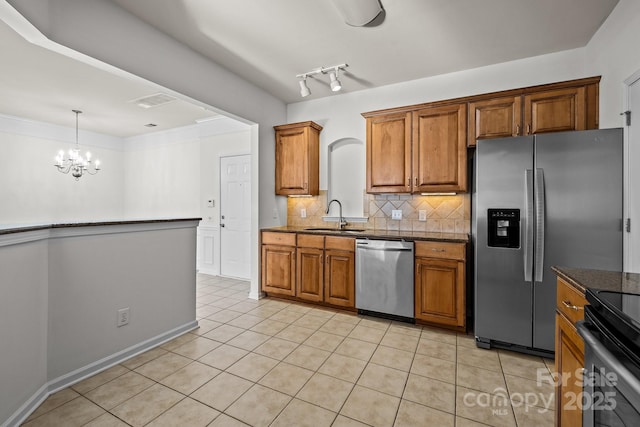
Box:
[474,128,623,355]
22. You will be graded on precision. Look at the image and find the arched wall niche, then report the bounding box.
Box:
[326,137,366,219]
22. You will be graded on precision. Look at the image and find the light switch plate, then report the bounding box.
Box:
[300,208,307,218]
[419,210,427,221]
[391,210,402,220]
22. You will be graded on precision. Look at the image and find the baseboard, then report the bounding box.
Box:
[2,320,199,427]
[248,290,265,300]
[197,266,217,276]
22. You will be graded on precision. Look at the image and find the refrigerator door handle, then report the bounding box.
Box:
[524,169,534,282]
[534,168,546,282]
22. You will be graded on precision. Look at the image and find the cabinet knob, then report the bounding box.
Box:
[407,177,410,187]
[415,177,418,186]
[516,124,520,135]
[526,124,531,134]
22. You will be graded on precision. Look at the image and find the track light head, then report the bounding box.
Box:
[299,78,311,97]
[329,70,342,92]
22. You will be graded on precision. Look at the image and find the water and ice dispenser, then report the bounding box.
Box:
[487,209,520,248]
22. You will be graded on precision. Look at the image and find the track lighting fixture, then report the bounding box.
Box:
[296,64,348,98]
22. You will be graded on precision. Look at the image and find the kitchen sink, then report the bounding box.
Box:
[304,227,366,233]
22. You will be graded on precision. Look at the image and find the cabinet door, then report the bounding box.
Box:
[275,125,320,195]
[366,112,412,193]
[261,244,296,296]
[296,247,324,302]
[414,257,465,327]
[413,104,467,193]
[524,87,586,135]
[555,312,584,427]
[468,96,522,147]
[324,249,355,308]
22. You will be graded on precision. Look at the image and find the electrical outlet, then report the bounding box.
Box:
[391,209,402,220]
[419,210,427,221]
[300,208,307,218]
[117,307,130,327]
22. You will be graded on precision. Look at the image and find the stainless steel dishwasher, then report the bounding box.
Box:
[355,239,414,322]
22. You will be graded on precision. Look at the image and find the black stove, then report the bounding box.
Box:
[580,288,640,425]
[586,289,640,356]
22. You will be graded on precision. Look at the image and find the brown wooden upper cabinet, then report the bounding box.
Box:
[468,96,522,143]
[413,104,467,193]
[364,104,467,194]
[274,121,322,195]
[365,112,412,193]
[524,86,586,135]
[467,77,599,146]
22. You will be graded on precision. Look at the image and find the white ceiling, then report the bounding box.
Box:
[112,0,619,103]
[0,0,619,136]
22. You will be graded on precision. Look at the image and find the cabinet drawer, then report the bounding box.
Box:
[415,241,465,260]
[556,278,587,325]
[325,236,355,252]
[297,234,325,249]
[262,231,296,246]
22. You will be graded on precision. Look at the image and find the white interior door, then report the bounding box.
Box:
[220,154,251,279]
[625,75,640,273]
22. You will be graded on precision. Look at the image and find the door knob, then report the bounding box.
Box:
[221,224,225,227]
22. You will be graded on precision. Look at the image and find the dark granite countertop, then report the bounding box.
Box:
[552,266,640,295]
[0,218,202,236]
[262,226,469,243]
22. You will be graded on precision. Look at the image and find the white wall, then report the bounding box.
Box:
[0,115,252,226]
[0,221,198,426]
[46,225,197,380]
[585,0,640,127]
[0,115,124,224]
[0,238,48,426]
[200,130,252,225]
[123,138,201,219]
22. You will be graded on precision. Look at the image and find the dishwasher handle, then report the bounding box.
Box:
[356,241,413,252]
[357,246,413,252]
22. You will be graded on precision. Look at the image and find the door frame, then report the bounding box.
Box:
[219,152,252,280]
[623,69,640,272]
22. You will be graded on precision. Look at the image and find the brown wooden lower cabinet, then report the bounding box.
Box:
[296,233,325,302]
[555,312,584,427]
[554,276,588,427]
[296,246,323,301]
[324,248,355,307]
[414,241,466,329]
[261,243,296,296]
[262,231,355,309]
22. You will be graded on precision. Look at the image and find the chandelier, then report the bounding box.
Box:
[54,110,101,180]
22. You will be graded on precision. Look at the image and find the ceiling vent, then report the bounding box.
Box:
[130,93,177,109]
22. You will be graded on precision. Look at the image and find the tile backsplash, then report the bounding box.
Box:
[287,190,470,234]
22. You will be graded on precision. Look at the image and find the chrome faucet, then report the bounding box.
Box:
[326,199,348,230]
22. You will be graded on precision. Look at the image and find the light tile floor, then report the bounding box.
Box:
[22,274,556,426]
